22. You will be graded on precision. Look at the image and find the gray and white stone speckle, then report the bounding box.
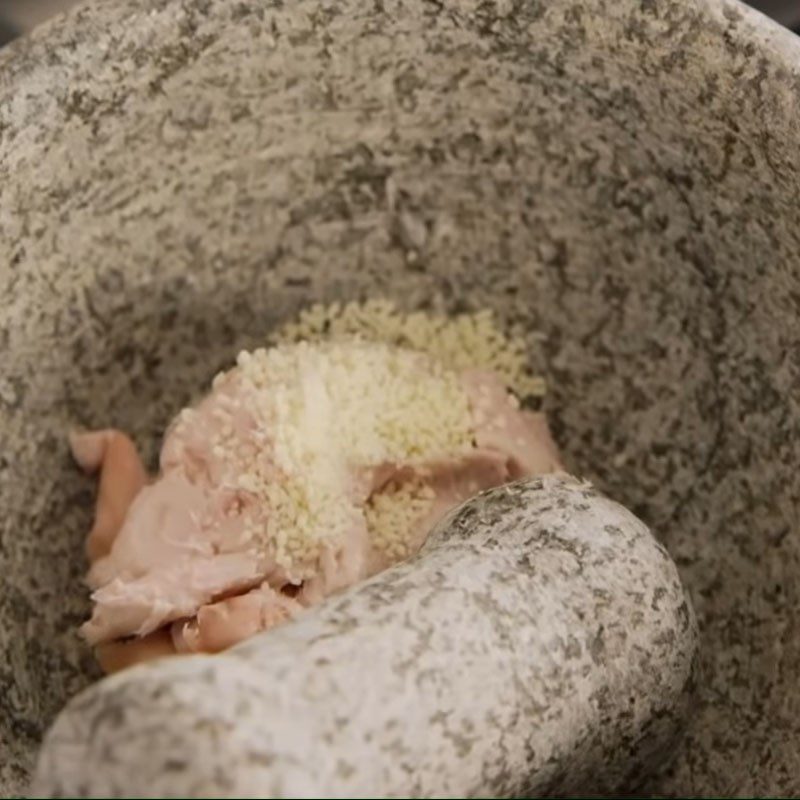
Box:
[31,477,697,798]
[1,0,799,795]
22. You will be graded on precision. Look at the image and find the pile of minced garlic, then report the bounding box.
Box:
[178,300,545,580]
[272,298,546,400]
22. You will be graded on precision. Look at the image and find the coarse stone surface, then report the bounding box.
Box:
[1,0,799,795]
[32,476,697,798]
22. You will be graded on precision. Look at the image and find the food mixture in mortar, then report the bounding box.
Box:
[72,300,562,672]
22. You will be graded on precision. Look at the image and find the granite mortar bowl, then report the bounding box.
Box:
[1,0,799,796]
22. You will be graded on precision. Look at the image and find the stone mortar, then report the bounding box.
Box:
[1,0,798,795]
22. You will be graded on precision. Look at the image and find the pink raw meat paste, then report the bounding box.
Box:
[76,365,562,655]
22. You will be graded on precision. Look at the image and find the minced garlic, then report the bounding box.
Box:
[365,479,436,562]
[271,298,546,399]
[175,301,544,580]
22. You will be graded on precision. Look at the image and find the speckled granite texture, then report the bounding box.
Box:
[0,0,799,796]
[31,477,697,797]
